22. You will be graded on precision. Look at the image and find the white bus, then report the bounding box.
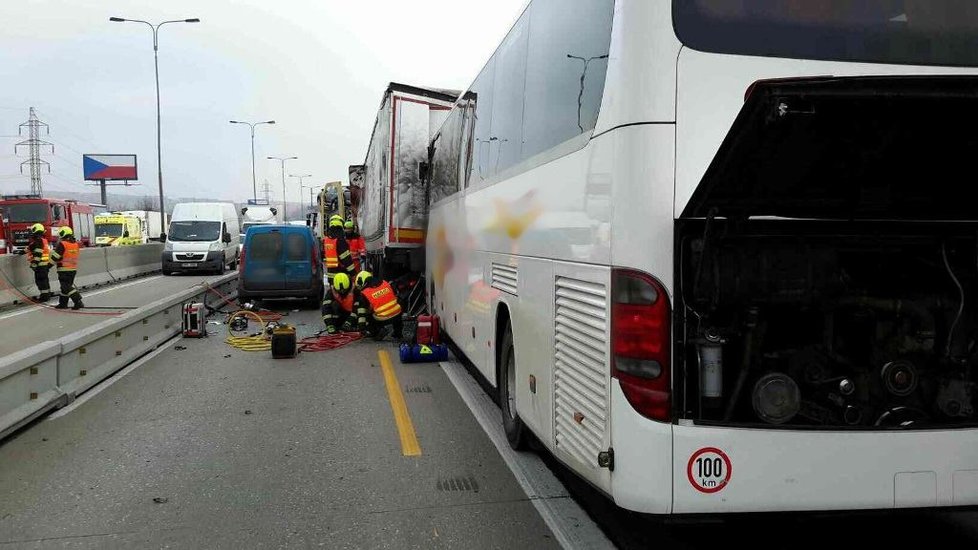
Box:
[427,0,978,515]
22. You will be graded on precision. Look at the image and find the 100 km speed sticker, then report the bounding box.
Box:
[687,447,732,494]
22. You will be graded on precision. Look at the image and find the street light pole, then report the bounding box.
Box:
[109,16,200,234]
[230,120,275,201]
[292,175,313,208]
[267,156,297,222]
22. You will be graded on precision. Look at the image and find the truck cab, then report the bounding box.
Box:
[0,196,95,250]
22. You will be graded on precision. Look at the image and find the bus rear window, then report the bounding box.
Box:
[673,0,978,67]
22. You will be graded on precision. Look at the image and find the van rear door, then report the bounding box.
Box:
[284,228,313,291]
[244,227,285,290]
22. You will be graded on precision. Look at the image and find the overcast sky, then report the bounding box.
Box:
[0,0,525,203]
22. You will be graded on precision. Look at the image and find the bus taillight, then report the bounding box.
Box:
[611,269,670,422]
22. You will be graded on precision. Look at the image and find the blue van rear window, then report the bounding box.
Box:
[248,232,282,261]
[287,233,307,261]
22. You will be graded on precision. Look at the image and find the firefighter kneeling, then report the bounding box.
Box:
[50,226,84,310]
[321,272,356,334]
[354,271,403,341]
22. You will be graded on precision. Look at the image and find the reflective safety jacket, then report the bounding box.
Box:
[26,236,50,268]
[323,229,356,277]
[323,237,339,270]
[332,288,354,313]
[51,239,79,272]
[360,279,402,321]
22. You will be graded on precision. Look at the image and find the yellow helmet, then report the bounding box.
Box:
[332,272,351,293]
[30,223,45,235]
[58,226,74,238]
[329,217,343,229]
[355,271,372,290]
[344,220,354,230]
[329,214,343,223]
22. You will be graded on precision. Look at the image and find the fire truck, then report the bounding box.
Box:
[0,195,96,252]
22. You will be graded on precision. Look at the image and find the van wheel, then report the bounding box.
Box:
[499,323,528,450]
[217,255,226,275]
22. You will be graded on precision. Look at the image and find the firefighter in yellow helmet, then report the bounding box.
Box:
[321,272,357,334]
[50,226,83,309]
[354,270,403,340]
[322,217,356,285]
[23,223,53,302]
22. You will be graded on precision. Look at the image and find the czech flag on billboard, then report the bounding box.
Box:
[83,154,138,181]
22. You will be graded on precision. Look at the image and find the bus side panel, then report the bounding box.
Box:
[607,124,675,291]
[672,425,978,514]
[493,254,555,447]
[610,383,673,514]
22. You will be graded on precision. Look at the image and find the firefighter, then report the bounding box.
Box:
[50,226,84,310]
[323,217,356,285]
[344,220,367,271]
[321,272,357,334]
[354,270,403,340]
[24,223,53,302]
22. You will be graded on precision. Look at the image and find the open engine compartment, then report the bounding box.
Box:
[676,220,978,428]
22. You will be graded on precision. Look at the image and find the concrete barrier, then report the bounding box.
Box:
[0,272,238,440]
[0,244,163,309]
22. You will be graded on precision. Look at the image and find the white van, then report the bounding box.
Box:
[162,202,240,275]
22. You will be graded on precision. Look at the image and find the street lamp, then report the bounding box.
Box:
[267,156,297,222]
[230,120,276,201]
[566,53,609,133]
[299,182,323,209]
[291,174,313,207]
[109,15,200,233]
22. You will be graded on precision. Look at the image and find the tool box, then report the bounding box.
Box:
[415,314,440,345]
[182,302,206,338]
[271,324,297,358]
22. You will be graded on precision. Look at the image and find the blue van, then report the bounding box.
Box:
[238,225,322,306]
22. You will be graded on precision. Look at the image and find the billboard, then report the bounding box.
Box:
[83,154,138,181]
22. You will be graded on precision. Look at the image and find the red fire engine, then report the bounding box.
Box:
[0,196,96,252]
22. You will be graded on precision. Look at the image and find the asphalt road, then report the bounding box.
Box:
[0,307,557,549]
[0,273,230,357]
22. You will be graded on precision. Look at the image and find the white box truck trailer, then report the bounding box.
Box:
[358,82,457,278]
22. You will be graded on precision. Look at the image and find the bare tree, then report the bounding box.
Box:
[137,196,157,212]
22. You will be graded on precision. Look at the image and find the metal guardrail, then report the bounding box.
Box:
[0,243,164,310]
[0,272,238,441]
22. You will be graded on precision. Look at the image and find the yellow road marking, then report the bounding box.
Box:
[378,349,422,457]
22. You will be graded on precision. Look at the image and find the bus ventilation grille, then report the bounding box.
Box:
[554,276,609,469]
[491,263,518,296]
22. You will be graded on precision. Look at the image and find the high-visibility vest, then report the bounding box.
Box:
[363,280,402,321]
[332,288,354,313]
[57,241,79,272]
[323,237,338,270]
[27,238,50,268]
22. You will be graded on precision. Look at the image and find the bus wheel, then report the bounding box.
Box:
[499,324,527,450]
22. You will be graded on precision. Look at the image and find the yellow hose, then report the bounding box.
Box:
[225,310,271,351]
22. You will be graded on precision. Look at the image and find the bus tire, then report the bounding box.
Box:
[499,324,528,450]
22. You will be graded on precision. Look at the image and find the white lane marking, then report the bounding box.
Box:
[440,359,614,550]
[47,336,180,420]
[0,275,165,320]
